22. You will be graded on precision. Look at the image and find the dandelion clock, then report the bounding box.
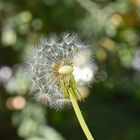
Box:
[26,33,97,140]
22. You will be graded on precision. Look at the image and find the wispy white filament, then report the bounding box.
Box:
[26,33,97,110]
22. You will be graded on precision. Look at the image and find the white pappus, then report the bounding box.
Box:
[26,33,97,111]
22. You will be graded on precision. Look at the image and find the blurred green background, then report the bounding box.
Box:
[0,0,140,140]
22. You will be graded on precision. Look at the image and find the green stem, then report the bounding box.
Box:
[69,92,94,140]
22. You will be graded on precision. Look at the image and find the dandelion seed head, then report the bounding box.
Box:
[26,33,97,110]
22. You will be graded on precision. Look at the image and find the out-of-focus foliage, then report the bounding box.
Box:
[0,0,140,140]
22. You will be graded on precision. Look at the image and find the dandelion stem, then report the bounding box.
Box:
[69,92,94,140]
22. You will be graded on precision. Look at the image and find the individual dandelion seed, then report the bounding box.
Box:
[26,33,97,140]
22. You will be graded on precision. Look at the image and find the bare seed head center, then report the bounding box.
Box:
[58,65,73,75]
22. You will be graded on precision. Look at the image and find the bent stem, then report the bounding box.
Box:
[69,92,94,140]
[59,72,94,140]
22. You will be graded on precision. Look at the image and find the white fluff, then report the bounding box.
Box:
[26,33,97,111]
